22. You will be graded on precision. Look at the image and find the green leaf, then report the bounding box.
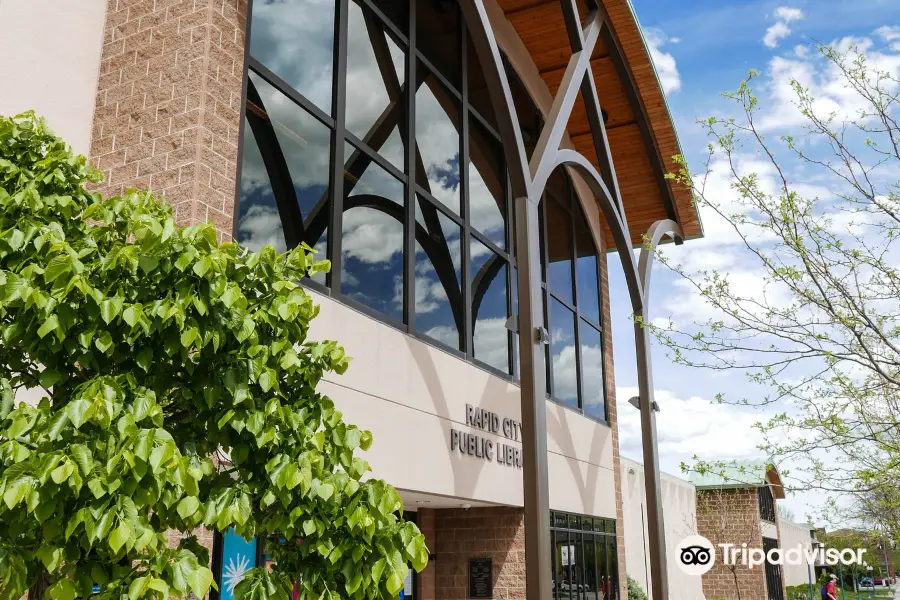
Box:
[37,314,59,339]
[177,496,200,519]
[44,254,72,283]
[49,578,77,600]
[3,479,29,509]
[70,444,93,476]
[129,576,149,599]
[39,368,62,389]
[187,567,214,598]
[138,255,159,274]
[109,522,133,553]
[36,546,64,571]
[66,398,93,428]
[136,347,153,372]
[51,460,75,484]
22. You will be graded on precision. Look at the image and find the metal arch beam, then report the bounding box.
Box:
[553,149,643,310]
[632,218,682,600]
[457,3,682,600]
[457,0,531,200]
[638,219,683,309]
[528,13,603,200]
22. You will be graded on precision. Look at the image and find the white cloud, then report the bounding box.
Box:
[617,387,769,474]
[876,25,900,51]
[644,28,681,94]
[774,6,804,22]
[237,205,287,253]
[763,6,804,48]
[793,44,809,58]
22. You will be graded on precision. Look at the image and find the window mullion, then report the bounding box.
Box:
[461,18,473,360]
[328,0,349,293]
[404,0,417,331]
[571,191,584,412]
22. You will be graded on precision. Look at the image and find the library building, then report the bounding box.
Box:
[0,0,704,597]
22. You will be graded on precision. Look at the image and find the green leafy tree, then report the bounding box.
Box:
[647,43,900,535]
[626,576,648,600]
[0,112,427,600]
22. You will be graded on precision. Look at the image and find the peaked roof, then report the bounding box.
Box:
[689,459,786,499]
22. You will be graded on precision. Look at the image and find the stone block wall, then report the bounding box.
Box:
[433,507,527,600]
[696,488,766,600]
[87,0,248,242]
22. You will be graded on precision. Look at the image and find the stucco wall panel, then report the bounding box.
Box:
[0,0,107,154]
[309,289,617,516]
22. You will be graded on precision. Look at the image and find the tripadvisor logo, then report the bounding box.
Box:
[676,536,867,576]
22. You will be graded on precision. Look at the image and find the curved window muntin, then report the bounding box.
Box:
[236,0,608,412]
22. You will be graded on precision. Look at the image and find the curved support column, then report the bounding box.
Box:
[635,219,682,600]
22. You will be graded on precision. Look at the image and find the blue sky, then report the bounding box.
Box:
[609,0,900,524]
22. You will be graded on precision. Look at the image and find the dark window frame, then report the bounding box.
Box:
[758,485,776,523]
[234,0,606,402]
[539,172,608,423]
[550,510,619,600]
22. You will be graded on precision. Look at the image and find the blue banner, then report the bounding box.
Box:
[220,529,258,600]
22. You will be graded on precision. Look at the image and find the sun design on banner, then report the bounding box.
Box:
[224,554,252,593]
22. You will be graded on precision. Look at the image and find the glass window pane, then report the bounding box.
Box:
[250,0,334,113]
[553,512,568,529]
[580,321,604,420]
[551,529,559,600]
[545,187,574,304]
[607,536,618,600]
[341,148,404,321]
[549,298,578,408]
[512,267,519,379]
[574,212,599,319]
[241,74,332,285]
[415,0,459,89]
[593,519,604,534]
[415,198,463,350]
[583,517,593,531]
[345,1,406,171]
[596,537,608,600]
[416,64,461,214]
[574,532,585,600]
[471,238,510,373]
[584,534,598,600]
[555,530,571,600]
[467,28,497,131]
[544,292,551,395]
[468,114,505,248]
[569,515,581,529]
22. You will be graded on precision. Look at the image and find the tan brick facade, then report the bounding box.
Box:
[418,509,437,600]
[696,488,767,600]
[433,507,527,600]
[88,0,247,242]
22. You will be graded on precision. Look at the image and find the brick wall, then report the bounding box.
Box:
[87,0,248,242]
[417,509,437,600]
[434,507,526,600]
[696,488,766,600]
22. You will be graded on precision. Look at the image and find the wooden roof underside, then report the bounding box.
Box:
[495,0,702,248]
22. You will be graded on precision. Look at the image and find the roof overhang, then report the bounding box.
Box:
[492,0,702,247]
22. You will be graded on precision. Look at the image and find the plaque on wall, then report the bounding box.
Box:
[468,558,492,599]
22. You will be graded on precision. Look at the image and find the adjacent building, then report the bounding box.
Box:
[0,0,704,599]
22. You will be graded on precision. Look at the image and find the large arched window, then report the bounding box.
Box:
[236,0,607,417]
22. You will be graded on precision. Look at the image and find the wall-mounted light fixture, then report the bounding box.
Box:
[628,396,660,413]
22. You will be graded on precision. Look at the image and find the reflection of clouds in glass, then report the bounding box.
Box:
[239,204,287,253]
[250,0,335,112]
[416,79,460,211]
[468,160,505,242]
[344,2,406,169]
[472,317,509,371]
[342,209,403,264]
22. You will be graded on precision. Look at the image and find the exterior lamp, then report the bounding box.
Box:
[628,396,660,413]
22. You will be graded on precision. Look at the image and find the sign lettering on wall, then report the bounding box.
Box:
[449,403,523,469]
